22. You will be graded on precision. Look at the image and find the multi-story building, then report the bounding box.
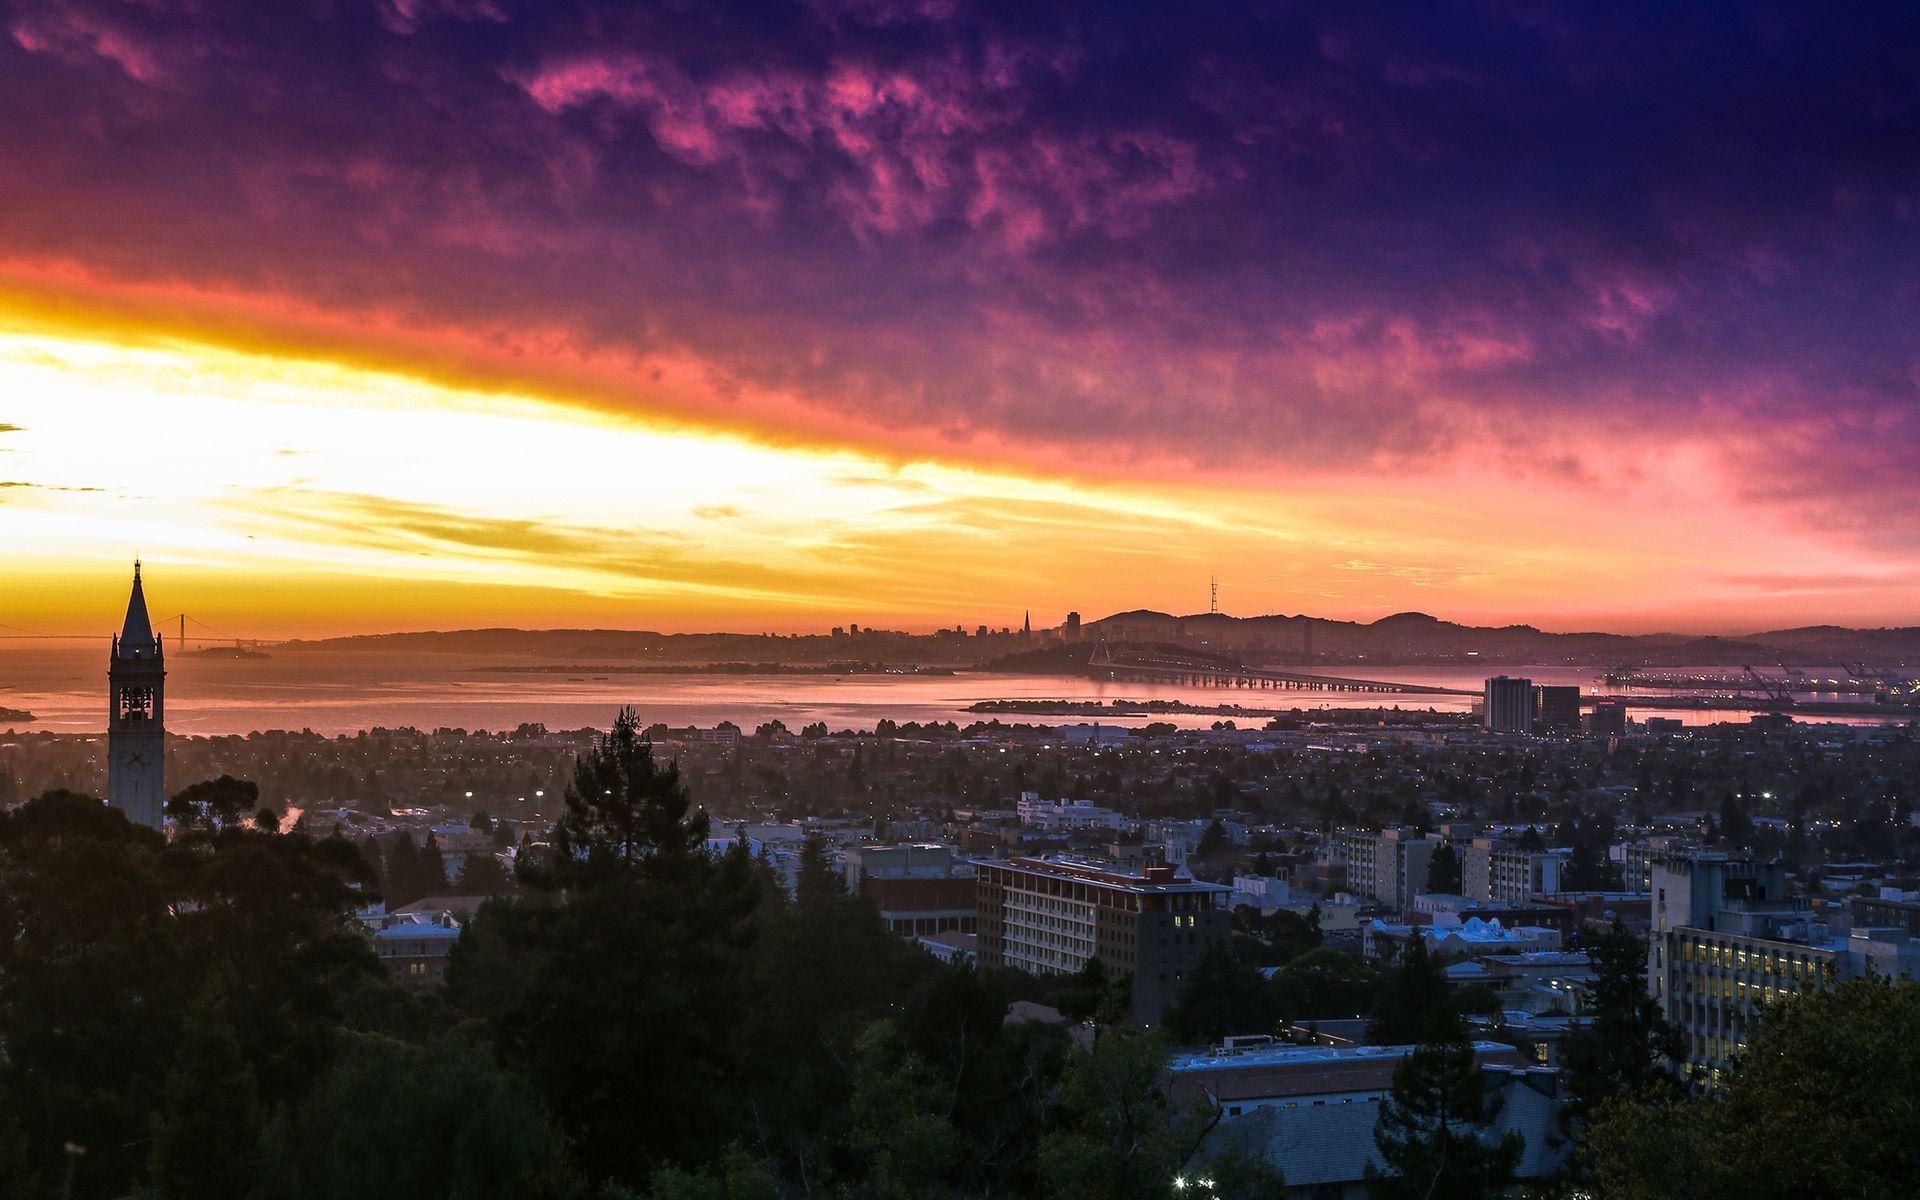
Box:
[1533,685,1582,735]
[1849,891,1920,936]
[973,856,1231,1025]
[1483,676,1534,734]
[1611,836,1692,894]
[1373,828,1438,910]
[1332,828,1380,897]
[373,916,461,986]
[1466,839,1532,899]
[845,843,977,936]
[1464,840,1568,905]
[1647,855,1920,1080]
[1334,827,1436,910]
[1586,701,1629,738]
[1016,792,1129,832]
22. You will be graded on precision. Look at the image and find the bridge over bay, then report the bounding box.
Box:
[1085,643,1479,696]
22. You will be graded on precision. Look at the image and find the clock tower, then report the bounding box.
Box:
[108,561,165,828]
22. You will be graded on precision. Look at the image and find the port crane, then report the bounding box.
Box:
[1739,665,1796,709]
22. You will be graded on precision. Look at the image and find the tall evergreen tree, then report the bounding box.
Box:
[147,999,262,1200]
[1562,919,1684,1142]
[1426,842,1463,894]
[1369,936,1462,1045]
[1366,1036,1521,1200]
[542,707,709,887]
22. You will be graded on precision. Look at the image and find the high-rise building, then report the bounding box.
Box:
[1533,685,1581,735]
[1483,676,1534,734]
[1334,827,1437,910]
[107,562,165,828]
[1462,838,1569,904]
[1063,611,1082,640]
[1585,701,1628,738]
[974,856,1230,1024]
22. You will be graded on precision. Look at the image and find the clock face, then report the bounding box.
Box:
[121,749,147,769]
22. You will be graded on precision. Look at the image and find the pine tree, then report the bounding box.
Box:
[1562,919,1684,1137]
[455,850,515,898]
[1369,936,1462,1045]
[1426,842,1463,894]
[543,707,709,888]
[1366,1035,1521,1200]
[794,831,842,908]
[148,1002,262,1200]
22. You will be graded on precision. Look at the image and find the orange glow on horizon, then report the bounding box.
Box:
[2,280,1915,641]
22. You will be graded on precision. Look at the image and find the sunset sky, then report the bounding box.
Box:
[3,1,1918,638]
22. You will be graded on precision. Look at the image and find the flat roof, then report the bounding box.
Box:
[972,854,1232,894]
[1171,1040,1515,1073]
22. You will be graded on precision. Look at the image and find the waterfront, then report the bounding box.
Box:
[1,647,1909,736]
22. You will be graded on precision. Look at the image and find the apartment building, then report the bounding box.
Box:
[1461,837,1568,905]
[1333,827,1437,910]
[973,856,1231,1024]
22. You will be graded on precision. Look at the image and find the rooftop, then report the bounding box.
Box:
[1170,1039,1514,1074]
[974,854,1232,894]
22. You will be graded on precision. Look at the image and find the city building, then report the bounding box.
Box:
[107,561,165,829]
[1533,685,1581,735]
[1365,914,1564,961]
[973,856,1231,1025]
[374,915,461,986]
[1461,837,1568,904]
[1586,701,1629,738]
[1015,791,1129,832]
[1647,855,1920,1079]
[1063,611,1082,640]
[917,930,977,966]
[1611,836,1692,894]
[1483,675,1534,734]
[1182,1038,1566,1196]
[1334,827,1438,909]
[1168,1036,1526,1114]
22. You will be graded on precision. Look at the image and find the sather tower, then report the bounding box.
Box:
[108,561,165,828]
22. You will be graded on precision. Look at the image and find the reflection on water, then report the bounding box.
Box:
[0,647,1906,737]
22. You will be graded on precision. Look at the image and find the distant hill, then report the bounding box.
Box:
[278,611,1920,668]
[1082,610,1920,666]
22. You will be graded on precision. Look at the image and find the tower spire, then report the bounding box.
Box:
[119,560,156,655]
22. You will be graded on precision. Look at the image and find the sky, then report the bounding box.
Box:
[2,0,1918,638]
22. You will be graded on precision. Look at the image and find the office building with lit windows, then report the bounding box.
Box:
[1647,855,1920,1080]
[973,856,1230,1025]
[1483,675,1535,734]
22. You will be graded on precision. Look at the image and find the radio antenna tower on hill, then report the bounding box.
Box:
[1210,575,1219,614]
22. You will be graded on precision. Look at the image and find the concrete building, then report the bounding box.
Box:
[1183,1038,1566,1198]
[973,856,1231,1025]
[1332,827,1436,910]
[845,843,976,936]
[917,930,978,966]
[374,916,461,986]
[107,562,166,829]
[1533,685,1581,735]
[1586,701,1629,738]
[1483,675,1534,734]
[1366,914,1564,961]
[1016,792,1129,832]
[1647,855,1920,1079]
[1611,836,1694,894]
[1461,838,1568,904]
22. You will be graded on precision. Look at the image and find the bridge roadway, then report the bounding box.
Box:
[1087,655,1477,696]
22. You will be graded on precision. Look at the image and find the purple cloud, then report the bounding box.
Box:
[2,0,1918,546]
